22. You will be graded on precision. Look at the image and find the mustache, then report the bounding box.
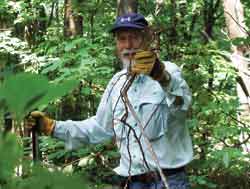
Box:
[121,49,140,57]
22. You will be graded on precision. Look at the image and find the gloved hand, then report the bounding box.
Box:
[131,50,156,75]
[26,111,55,136]
[132,50,166,81]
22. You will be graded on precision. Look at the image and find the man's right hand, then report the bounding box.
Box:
[26,111,55,136]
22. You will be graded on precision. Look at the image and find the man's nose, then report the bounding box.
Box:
[124,38,133,49]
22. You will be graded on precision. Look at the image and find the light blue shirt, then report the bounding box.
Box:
[53,61,193,176]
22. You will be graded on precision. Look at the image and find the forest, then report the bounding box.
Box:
[0,0,250,188]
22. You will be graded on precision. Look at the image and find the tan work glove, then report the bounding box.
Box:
[132,50,165,81]
[26,111,55,136]
[131,50,156,75]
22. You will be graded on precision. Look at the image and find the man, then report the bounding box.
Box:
[27,13,193,189]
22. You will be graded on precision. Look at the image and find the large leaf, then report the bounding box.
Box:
[0,73,78,120]
[0,133,22,182]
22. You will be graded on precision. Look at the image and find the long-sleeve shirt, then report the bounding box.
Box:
[53,61,193,176]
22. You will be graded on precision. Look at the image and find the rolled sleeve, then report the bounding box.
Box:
[162,61,192,111]
[53,116,113,150]
[52,73,122,150]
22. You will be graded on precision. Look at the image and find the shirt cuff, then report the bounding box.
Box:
[163,73,191,111]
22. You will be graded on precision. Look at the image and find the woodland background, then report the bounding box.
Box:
[0,0,250,188]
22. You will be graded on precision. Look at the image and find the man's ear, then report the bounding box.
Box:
[114,49,123,71]
[115,48,121,59]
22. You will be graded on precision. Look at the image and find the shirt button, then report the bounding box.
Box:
[134,105,138,109]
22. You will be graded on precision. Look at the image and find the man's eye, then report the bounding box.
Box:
[118,37,126,41]
[132,35,141,41]
[130,35,137,39]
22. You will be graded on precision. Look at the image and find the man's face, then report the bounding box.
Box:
[115,29,144,68]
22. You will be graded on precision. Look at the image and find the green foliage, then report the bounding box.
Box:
[242,0,250,27]
[180,40,250,188]
[38,36,115,84]
[0,133,22,185]
[0,0,16,27]
[190,175,217,189]
[0,134,89,189]
[1,0,250,188]
[0,30,56,76]
[0,73,78,120]
[7,165,89,189]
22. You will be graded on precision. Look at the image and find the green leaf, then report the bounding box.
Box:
[81,87,91,95]
[0,73,78,121]
[64,42,75,52]
[0,73,49,120]
[41,59,62,74]
[0,133,23,181]
[48,151,66,160]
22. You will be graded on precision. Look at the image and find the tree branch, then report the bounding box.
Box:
[121,74,169,189]
[224,11,250,36]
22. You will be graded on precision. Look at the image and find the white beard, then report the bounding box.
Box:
[121,57,135,70]
[120,49,137,71]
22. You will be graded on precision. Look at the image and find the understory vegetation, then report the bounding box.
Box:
[0,0,250,188]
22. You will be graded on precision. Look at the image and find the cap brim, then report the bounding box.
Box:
[110,24,145,33]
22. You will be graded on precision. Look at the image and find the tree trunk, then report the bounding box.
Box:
[222,0,249,103]
[64,0,83,37]
[90,11,95,42]
[56,0,60,24]
[117,0,138,16]
[61,0,84,124]
[155,0,164,15]
[202,0,221,90]
[169,0,178,43]
[222,0,250,153]
[48,1,55,27]
[203,0,221,40]
[223,0,248,54]
[23,2,47,47]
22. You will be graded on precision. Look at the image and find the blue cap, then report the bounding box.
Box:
[110,13,148,33]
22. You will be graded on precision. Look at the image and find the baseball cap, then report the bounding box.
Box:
[110,13,148,33]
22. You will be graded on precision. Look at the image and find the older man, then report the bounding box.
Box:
[27,13,193,189]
